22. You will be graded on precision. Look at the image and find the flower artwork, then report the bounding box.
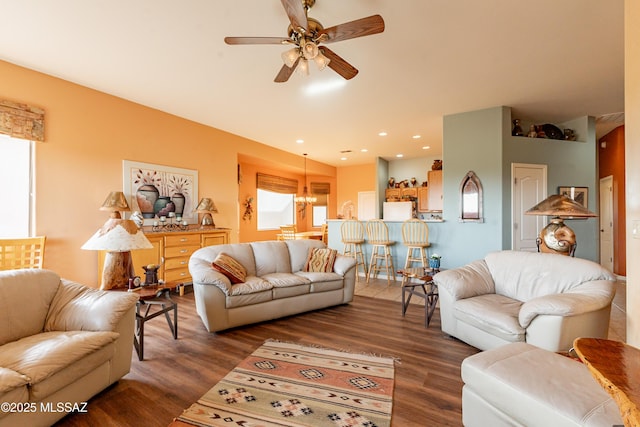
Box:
[123,160,198,225]
[429,253,441,270]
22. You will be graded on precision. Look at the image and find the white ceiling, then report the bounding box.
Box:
[0,0,625,168]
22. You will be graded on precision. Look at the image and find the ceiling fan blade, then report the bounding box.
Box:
[319,15,385,43]
[225,37,291,45]
[280,0,308,33]
[319,47,358,80]
[274,57,300,83]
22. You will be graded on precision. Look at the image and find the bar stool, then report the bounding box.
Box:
[366,219,396,285]
[340,219,367,281]
[401,218,430,269]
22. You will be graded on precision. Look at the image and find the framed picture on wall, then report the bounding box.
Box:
[558,186,588,208]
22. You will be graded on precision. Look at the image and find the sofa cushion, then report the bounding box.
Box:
[251,241,292,276]
[212,253,247,284]
[263,272,310,288]
[0,330,118,400]
[455,294,525,342]
[226,289,273,308]
[0,367,29,419]
[484,251,615,302]
[229,276,273,296]
[0,269,61,346]
[303,247,337,272]
[285,239,326,272]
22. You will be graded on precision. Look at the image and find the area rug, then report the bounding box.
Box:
[175,340,396,427]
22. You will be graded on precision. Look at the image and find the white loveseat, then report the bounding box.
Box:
[0,269,138,427]
[189,239,357,332]
[433,250,616,352]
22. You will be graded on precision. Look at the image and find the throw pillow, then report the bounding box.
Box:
[212,253,247,284]
[303,248,337,273]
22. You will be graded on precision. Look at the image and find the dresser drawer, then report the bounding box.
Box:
[164,245,199,258]
[164,268,192,283]
[165,234,201,247]
[164,256,190,270]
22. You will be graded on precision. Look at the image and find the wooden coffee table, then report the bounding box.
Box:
[573,337,640,427]
[397,267,439,327]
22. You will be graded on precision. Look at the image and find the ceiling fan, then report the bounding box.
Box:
[224,0,385,82]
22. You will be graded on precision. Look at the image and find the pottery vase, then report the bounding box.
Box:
[172,193,186,216]
[154,196,175,218]
[429,258,441,269]
[136,184,159,218]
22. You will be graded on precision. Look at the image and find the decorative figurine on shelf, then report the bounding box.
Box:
[388,177,395,188]
[535,125,547,138]
[512,119,524,136]
[527,125,537,138]
[142,263,160,286]
[432,159,443,170]
[564,128,576,141]
[410,177,418,187]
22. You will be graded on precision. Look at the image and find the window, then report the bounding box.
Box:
[310,182,329,227]
[257,189,294,230]
[0,134,33,237]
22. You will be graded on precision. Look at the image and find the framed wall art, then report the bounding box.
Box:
[558,186,588,208]
[122,160,198,225]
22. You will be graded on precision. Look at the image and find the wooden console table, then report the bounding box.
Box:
[99,227,230,287]
[573,337,640,427]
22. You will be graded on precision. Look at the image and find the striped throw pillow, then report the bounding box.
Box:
[303,248,337,273]
[212,253,247,284]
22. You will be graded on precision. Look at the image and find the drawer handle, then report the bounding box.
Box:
[180,261,186,265]
[180,272,186,276]
[180,249,188,253]
[180,238,188,242]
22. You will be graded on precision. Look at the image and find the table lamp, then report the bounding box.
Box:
[525,194,596,256]
[99,191,130,218]
[195,197,218,227]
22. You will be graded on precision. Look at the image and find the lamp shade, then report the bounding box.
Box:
[195,198,218,213]
[525,194,596,218]
[99,191,130,218]
[81,218,152,252]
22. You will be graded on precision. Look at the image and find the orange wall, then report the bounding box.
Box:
[336,163,377,218]
[599,125,626,275]
[237,161,337,242]
[0,59,337,286]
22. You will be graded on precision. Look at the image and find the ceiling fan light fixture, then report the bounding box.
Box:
[301,40,319,60]
[282,47,300,68]
[296,58,310,76]
[313,51,330,70]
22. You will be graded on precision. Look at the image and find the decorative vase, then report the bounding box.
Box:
[136,184,159,218]
[432,160,442,170]
[154,196,175,217]
[429,258,441,269]
[172,193,186,216]
[512,119,524,136]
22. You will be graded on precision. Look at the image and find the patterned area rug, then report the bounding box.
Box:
[175,340,396,427]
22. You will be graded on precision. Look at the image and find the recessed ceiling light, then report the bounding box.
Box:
[296,139,304,144]
[378,132,387,137]
[340,157,348,161]
[361,148,368,152]
[396,154,403,158]
[412,135,421,139]
[422,146,431,150]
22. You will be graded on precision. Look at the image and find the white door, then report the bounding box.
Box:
[599,176,614,272]
[512,163,547,251]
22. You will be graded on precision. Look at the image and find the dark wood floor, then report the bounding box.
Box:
[54,290,479,427]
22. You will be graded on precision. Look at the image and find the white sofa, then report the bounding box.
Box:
[433,250,616,352]
[0,269,139,427]
[461,342,623,426]
[188,239,357,332]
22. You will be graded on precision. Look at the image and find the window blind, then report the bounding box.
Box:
[0,100,45,142]
[256,173,298,194]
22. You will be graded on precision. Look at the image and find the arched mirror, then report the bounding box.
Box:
[459,171,483,222]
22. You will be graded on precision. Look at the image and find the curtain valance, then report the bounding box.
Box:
[256,173,298,194]
[0,100,45,142]
[310,182,330,194]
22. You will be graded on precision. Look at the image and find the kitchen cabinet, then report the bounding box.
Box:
[417,187,429,212]
[427,170,443,211]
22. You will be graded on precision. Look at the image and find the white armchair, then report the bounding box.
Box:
[433,250,616,352]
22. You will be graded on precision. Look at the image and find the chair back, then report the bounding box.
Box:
[340,220,364,243]
[402,218,430,245]
[366,219,390,244]
[320,223,328,244]
[279,225,297,240]
[0,236,46,270]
